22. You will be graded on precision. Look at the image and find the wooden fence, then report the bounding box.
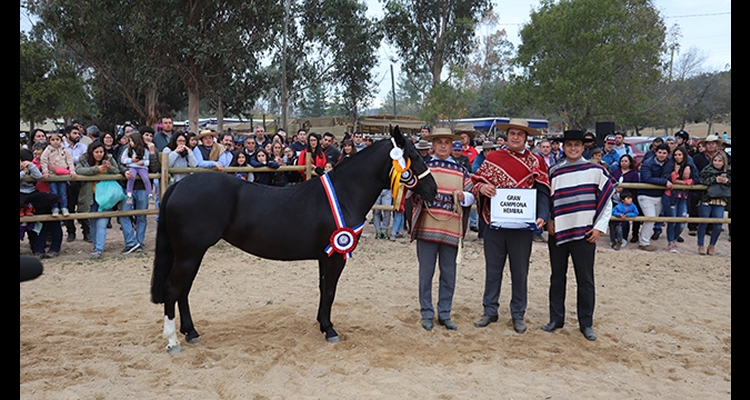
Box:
[20,155,730,225]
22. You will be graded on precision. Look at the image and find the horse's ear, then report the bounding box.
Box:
[392,125,406,148]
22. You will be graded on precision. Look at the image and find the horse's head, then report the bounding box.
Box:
[390,126,437,201]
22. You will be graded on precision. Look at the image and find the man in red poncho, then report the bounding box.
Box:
[470,118,551,334]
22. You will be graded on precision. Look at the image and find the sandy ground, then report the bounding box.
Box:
[20,214,731,399]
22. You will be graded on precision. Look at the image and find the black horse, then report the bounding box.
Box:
[151,126,437,353]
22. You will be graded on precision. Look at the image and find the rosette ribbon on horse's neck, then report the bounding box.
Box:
[389,138,419,210]
[321,173,365,259]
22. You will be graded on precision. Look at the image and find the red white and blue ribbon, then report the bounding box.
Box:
[321,174,365,259]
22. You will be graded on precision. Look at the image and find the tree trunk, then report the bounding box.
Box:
[144,82,159,128]
[188,84,200,134]
[216,96,224,133]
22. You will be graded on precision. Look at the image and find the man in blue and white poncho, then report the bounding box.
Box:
[542,130,616,341]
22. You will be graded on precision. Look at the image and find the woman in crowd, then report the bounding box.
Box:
[250,149,280,185]
[609,154,640,247]
[297,132,327,179]
[696,151,730,255]
[163,132,198,183]
[100,131,119,159]
[336,138,357,165]
[662,146,693,252]
[186,132,199,150]
[76,141,121,259]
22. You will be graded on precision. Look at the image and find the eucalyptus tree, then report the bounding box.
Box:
[381,0,492,94]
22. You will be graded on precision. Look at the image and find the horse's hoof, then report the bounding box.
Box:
[326,335,340,343]
[166,345,182,354]
[185,331,200,344]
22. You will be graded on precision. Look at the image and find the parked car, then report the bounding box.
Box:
[623,137,655,169]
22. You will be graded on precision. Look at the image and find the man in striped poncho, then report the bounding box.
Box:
[410,129,475,332]
[542,130,615,341]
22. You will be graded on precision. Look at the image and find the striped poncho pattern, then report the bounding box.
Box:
[549,160,615,245]
[410,159,473,247]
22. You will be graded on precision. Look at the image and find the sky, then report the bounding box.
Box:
[21,0,731,109]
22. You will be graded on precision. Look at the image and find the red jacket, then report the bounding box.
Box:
[297,149,327,180]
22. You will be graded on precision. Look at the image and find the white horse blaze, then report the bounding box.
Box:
[163,316,180,349]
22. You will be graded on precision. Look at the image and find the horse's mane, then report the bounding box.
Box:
[330,138,391,173]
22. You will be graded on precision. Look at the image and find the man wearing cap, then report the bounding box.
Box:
[410,128,475,332]
[471,118,551,334]
[542,130,615,341]
[450,141,471,171]
[193,130,226,171]
[601,135,620,170]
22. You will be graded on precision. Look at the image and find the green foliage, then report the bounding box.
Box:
[382,0,493,92]
[508,0,667,130]
[20,31,89,125]
[420,76,472,128]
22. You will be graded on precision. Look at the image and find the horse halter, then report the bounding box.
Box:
[389,138,430,206]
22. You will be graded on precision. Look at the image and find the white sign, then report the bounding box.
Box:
[490,188,537,230]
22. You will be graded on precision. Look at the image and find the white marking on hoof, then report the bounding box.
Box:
[162,316,181,353]
[166,345,182,354]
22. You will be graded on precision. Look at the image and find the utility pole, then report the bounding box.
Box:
[391,64,397,119]
[281,0,289,133]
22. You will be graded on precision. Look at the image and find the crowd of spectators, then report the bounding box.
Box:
[21,121,730,259]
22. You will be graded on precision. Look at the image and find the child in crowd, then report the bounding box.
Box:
[610,190,638,250]
[249,149,280,185]
[323,162,334,174]
[40,132,77,216]
[590,148,610,172]
[31,141,50,193]
[230,151,250,180]
[121,132,153,203]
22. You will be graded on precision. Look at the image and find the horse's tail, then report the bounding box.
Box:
[151,182,177,304]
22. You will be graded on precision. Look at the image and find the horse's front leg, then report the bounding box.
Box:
[317,256,346,343]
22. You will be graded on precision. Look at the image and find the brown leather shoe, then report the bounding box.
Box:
[698,246,706,255]
[707,245,715,255]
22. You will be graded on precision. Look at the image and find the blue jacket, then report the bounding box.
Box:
[612,202,639,218]
[639,156,672,198]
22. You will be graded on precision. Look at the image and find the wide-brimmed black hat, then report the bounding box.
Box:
[554,130,595,143]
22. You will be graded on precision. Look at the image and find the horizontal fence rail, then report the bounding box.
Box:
[20,155,730,226]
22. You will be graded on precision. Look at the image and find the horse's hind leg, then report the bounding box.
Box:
[162,254,205,353]
[317,256,346,343]
[178,265,202,344]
